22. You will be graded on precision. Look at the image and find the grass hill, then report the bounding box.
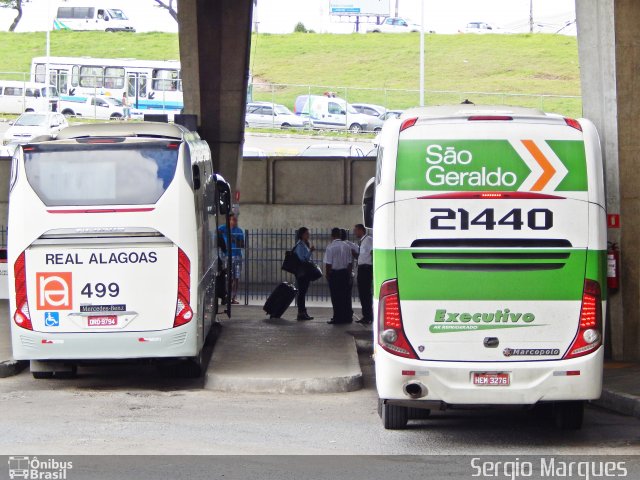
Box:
[0,31,582,116]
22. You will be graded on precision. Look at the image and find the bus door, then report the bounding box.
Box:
[50,69,69,95]
[127,72,148,109]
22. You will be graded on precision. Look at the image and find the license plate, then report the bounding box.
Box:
[473,372,510,386]
[87,315,118,327]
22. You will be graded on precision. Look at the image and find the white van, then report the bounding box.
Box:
[295,95,371,133]
[364,105,607,430]
[54,5,135,32]
[0,81,59,115]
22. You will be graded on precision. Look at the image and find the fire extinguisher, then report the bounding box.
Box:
[607,242,620,291]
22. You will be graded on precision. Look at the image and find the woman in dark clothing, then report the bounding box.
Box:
[293,227,315,321]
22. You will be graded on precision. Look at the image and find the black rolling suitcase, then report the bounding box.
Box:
[263,282,297,318]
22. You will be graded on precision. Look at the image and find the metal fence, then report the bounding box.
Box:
[251,82,583,119]
[242,228,357,305]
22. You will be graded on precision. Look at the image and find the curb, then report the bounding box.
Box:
[0,359,28,378]
[593,388,640,418]
[205,372,363,394]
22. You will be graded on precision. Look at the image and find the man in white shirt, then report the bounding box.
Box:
[324,227,354,324]
[352,224,374,325]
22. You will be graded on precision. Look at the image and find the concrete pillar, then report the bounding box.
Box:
[577,0,640,360]
[178,0,254,192]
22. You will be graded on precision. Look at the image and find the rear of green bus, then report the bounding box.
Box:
[372,109,607,428]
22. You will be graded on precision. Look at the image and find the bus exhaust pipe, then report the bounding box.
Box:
[403,381,428,399]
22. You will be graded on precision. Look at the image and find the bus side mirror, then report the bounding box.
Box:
[216,178,231,215]
[362,177,375,229]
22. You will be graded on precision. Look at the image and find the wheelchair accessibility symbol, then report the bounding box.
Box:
[44,312,60,327]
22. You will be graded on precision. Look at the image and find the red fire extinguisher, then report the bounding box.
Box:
[607,242,620,291]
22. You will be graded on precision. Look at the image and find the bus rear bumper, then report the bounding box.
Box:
[11,325,198,361]
[375,346,604,405]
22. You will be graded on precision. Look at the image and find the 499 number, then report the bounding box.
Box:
[430,208,553,231]
[81,282,120,298]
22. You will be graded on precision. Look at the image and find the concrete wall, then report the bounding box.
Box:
[238,156,375,229]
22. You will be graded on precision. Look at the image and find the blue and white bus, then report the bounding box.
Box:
[31,56,183,114]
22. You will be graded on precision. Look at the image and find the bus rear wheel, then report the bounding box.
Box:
[553,401,585,430]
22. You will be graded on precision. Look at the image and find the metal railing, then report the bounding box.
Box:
[251,81,583,119]
[242,228,357,305]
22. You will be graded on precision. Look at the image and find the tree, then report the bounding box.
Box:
[0,0,23,32]
[154,0,177,22]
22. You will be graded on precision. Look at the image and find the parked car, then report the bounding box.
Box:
[246,102,308,129]
[368,17,433,33]
[299,144,366,157]
[294,95,372,133]
[59,95,125,119]
[351,103,387,118]
[380,110,403,121]
[2,112,68,156]
[463,22,495,34]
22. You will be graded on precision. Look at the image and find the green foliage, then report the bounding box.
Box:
[293,22,308,33]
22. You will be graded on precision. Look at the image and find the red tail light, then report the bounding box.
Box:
[377,279,417,359]
[564,118,582,131]
[13,252,33,330]
[564,279,602,359]
[174,249,193,328]
[400,117,418,132]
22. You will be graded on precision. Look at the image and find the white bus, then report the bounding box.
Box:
[365,105,607,430]
[0,81,59,114]
[31,56,183,114]
[54,5,136,32]
[8,122,233,378]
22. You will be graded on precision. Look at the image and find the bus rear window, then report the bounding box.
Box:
[24,144,179,206]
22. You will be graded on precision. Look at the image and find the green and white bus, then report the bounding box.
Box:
[363,106,607,430]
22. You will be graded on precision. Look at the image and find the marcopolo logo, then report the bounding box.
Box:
[430,308,540,333]
[8,456,73,480]
[36,272,73,311]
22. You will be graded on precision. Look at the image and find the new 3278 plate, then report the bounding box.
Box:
[472,372,510,386]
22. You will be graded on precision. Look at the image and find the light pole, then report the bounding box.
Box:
[45,0,51,92]
[529,0,533,33]
[419,0,425,106]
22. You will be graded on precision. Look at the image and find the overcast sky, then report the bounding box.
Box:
[0,0,576,35]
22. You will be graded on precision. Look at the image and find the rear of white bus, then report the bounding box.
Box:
[373,113,607,428]
[8,137,203,371]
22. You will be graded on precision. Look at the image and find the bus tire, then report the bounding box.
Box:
[349,123,363,134]
[381,401,409,429]
[54,365,78,380]
[408,407,431,420]
[32,371,54,379]
[62,109,75,118]
[553,401,584,430]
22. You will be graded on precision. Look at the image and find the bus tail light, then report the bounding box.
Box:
[564,279,602,359]
[13,252,33,330]
[378,279,417,359]
[174,249,193,328]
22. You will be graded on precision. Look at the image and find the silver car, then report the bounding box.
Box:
[246,103,308,129]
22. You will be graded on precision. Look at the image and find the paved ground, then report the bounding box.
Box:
[205,310,363,393]
[0,305,639,455]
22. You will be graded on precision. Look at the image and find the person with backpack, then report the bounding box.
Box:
[293,227,315,321]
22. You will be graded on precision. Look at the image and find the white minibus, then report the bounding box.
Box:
[364,105,607,430]
[0,81,59,114]
[8,122,233,378]
[54,5,135,32]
